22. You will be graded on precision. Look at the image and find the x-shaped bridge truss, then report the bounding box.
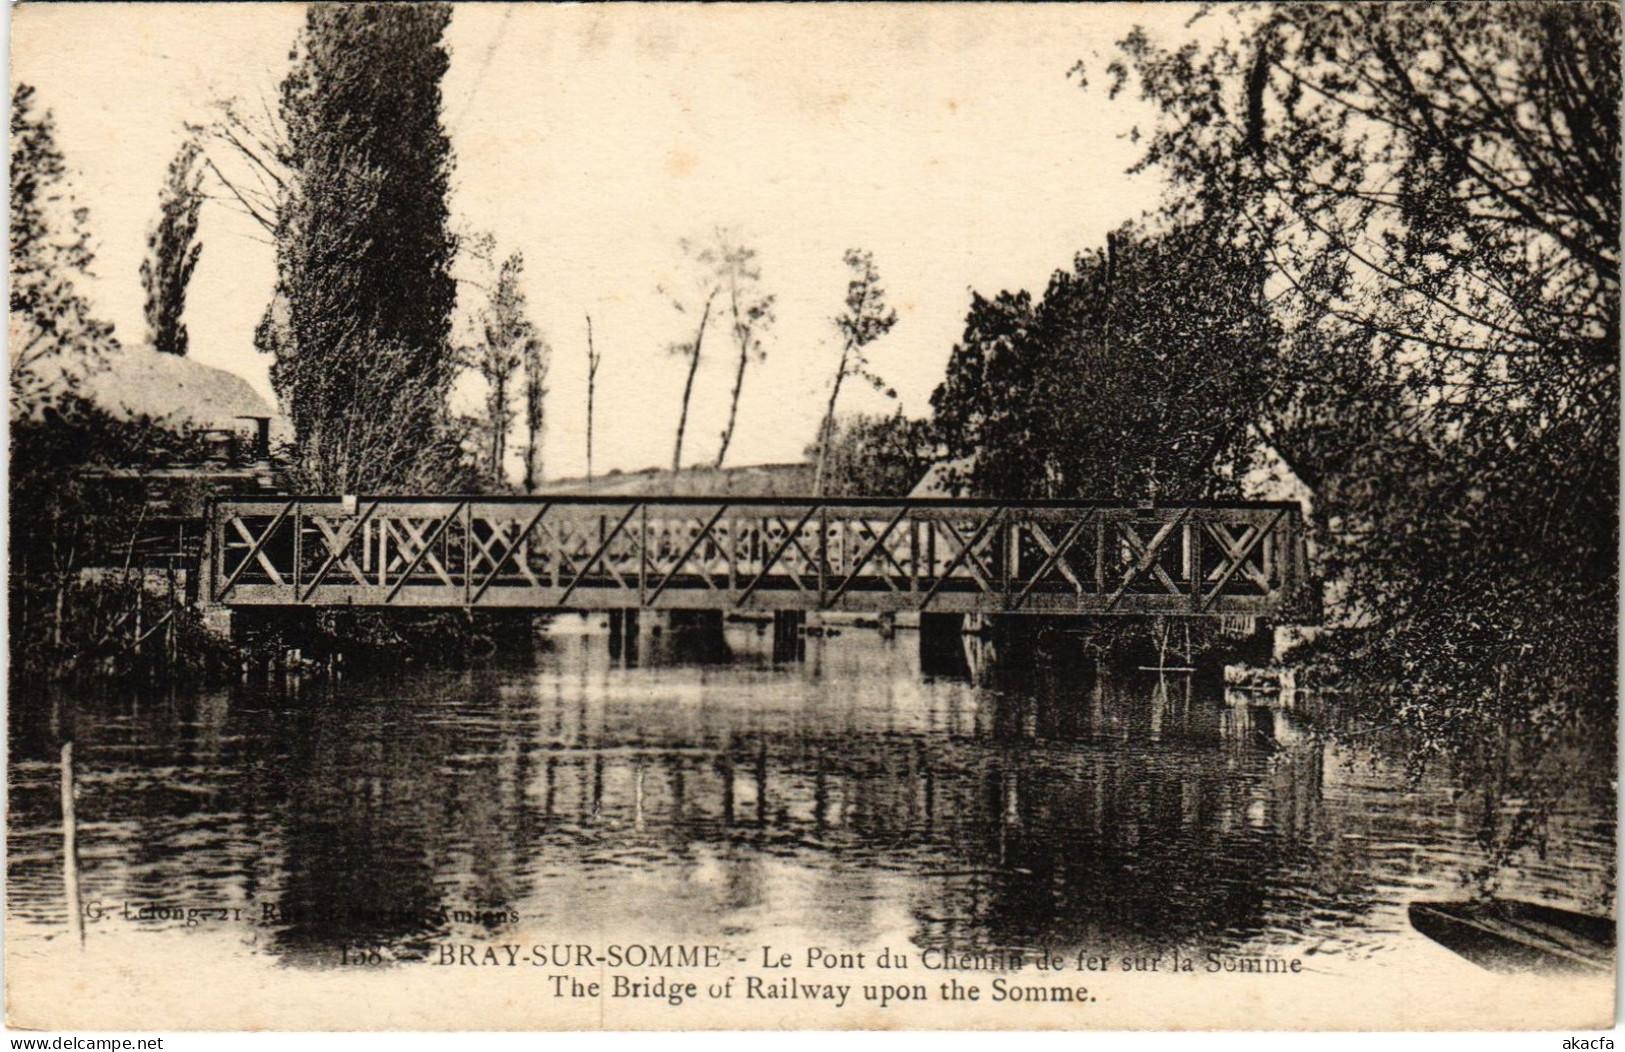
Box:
[209,497,1312,618]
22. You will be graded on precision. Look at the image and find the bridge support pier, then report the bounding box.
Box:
[626,609,730,664]
[771,610,805,663]
[608,609,639,662]
[963,614,1043,686]
[920,613,1049,683]
[919,612,969,678]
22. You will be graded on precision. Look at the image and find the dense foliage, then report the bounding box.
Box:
[926,5,1618,878]
[263,2,467,491]
[808,411,938,499]
[1108,4,1617,699]
[1072,1,1617,880]
[932,215,1279,500]
[9,84,116,413]
[141,139,205,357]
[9,397,221,680]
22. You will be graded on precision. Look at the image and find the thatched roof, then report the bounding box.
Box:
[73,345,289,441]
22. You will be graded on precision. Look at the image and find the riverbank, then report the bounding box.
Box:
[6,619,1613,1029]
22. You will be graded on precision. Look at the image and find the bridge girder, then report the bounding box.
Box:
[206,496,1316,620]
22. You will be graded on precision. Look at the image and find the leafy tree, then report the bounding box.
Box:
[283,328,475,494]
[266,2,462,491]
[714,236,774,469]
[807,410,937,498]
[813,249,899,495]
[9,84,116,413]
[662,229,770,477]
[1105,2,1619,874]
[141,138,205,356]
[462,239,539,489]
[931,216,1278,501]
[931,288,1035,468]
[522,326,549,493]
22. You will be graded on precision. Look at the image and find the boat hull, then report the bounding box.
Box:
[1409,899,1615,975]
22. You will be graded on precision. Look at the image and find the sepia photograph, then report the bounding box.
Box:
[5,0,1618,1035]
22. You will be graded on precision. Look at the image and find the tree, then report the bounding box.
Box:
[276,329,475,494]
[9,84,115,414]
[191,96,286,237]
[1106,2,1619,872]
[661,228,772,478]
[930,288,1038,493]
[267,3,462,492]
[662,237,720,479]
[521,324,549,494]
[583,314,601,486]
[805,411,937,498]
[714,236,774,469]
[463,243,537,489]
[932,217,1276,501]
[813,249,899,495]
[141,139,205,356]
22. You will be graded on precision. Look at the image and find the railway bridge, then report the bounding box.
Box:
[207,495,1314,620]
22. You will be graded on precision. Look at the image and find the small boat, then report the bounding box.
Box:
[1409,899,1615,974]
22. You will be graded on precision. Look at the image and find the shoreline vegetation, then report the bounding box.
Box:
[8,4,1616,897]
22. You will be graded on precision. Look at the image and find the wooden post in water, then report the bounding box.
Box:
[166,560,179,672]
[61,741,84,948]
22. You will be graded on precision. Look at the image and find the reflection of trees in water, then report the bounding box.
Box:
[9,632,1611,964]
[69,671,549,965]
[364,655,1350,959]
[916,663,1334,957]
[1319,713,1616,917]
[9,682,284,929]
[1299,687,1616,915]
[0,657,1351,960]
[246,678,459,963]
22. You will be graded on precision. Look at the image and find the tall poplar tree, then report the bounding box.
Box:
[266,3,462,491]
[141,139,205,357]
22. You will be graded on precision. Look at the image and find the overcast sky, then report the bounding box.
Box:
[12,3,1194,481]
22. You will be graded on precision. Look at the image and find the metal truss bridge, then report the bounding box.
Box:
[206,496,1314,618]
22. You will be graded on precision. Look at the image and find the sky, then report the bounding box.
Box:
[10,2,1192,482]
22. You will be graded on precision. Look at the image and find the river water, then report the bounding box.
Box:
[6,618,1615,976]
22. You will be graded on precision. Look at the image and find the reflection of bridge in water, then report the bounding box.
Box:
[284,658,1330,962]
[169,652,1334,963]
[208,496,1314,619]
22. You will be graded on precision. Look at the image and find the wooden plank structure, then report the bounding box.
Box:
[207,496,1315,618]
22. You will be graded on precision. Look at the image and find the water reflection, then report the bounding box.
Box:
[7,621,1614,969]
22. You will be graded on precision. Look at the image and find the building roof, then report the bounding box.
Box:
[907,455,975,498]
[73,345,290,441]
